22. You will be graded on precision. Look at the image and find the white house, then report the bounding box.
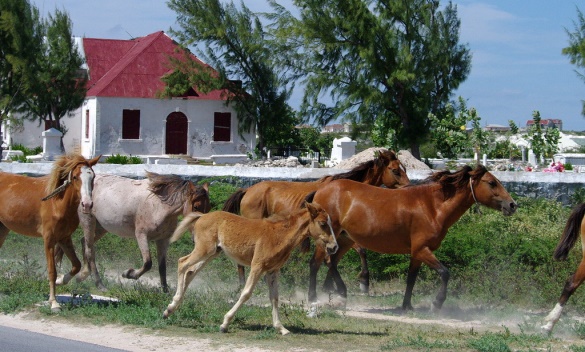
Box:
[4,31,255,161]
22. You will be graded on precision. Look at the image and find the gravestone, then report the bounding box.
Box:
[42,128,62,161]
[330,137,357,162]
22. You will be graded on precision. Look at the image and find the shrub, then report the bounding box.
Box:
[104,154,143,164]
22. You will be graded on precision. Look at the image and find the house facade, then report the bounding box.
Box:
[4,31,255,160]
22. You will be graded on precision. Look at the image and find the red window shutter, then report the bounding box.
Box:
[214,112,231,142]
[122,109,140,139]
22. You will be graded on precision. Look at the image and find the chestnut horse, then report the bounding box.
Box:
[0,153,100,312]
[305,165,517,313]
[542,203,585,334]
[74,172,210,292]
[163,202,338,335]
[223,150,409,290]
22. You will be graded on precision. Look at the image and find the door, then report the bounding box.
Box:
[165,112,188,154]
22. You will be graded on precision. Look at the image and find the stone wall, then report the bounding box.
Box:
[1,162,583,205]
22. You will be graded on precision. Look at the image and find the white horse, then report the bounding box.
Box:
[71,172,210,292]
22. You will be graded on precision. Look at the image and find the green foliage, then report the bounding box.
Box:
[467,332,511,352]
[166,0,294,155]
[429,97,477,159]
[7,143,42,162]
[563,6,585,115]
[298,0,470,157]
[527,111,560,161]
[104,154,143,164]
[488,140,521,159]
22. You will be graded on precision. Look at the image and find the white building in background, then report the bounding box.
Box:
[3,31,255,160]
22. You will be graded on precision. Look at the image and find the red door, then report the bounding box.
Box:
[165,112,188,154]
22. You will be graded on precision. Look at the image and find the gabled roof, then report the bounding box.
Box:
[83,31,225,100]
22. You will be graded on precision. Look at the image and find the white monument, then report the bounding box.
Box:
[42,128,63,161]
[330,136,357,162]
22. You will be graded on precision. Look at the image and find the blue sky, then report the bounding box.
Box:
[31,0,585,131]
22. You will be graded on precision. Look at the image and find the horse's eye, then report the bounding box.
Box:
[392,169,401,176]
[488,180,496,187]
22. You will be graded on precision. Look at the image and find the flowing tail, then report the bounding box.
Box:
[170,212,204,243]
[554,203,585,260]
[222,188,247,214]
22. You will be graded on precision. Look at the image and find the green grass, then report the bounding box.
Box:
[2,189,585,350]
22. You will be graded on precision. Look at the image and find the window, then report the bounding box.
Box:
[122,109,140,139]
[85,110,90,139]
[213,112,231,142]
[44,120,59,131]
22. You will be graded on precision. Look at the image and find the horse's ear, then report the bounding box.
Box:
[201,182,209,191]
[88,155,101,166]
[305,202,318,218]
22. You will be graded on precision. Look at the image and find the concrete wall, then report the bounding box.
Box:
[1,163,583,205]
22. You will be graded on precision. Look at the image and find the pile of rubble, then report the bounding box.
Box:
[334,148,430,170]
[233,148,432,170]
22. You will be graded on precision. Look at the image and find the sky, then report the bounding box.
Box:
[30,0,585,131]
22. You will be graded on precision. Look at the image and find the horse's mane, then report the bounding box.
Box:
[424,164,488,200]
[45,153,90,195]
[146,171,196,207]
[319,150,397,183]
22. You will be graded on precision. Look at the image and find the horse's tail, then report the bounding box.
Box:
[554,203,585,260]
[222,188,247,214]
[171,212,204,243]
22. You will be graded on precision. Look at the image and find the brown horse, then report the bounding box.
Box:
[305,164,517,313]
[73,172,210,292]
[223,150,409,290]
[0,153,100,312]
[163,202,338,335]
[542,203,585,334]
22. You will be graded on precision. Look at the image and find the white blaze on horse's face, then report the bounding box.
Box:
[79,165,95,213]
[324,214,338,255]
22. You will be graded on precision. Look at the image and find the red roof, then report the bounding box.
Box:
[83,31,225,100]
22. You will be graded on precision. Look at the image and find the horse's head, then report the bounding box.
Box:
[304,201,338,255]
[76,155,100,213]
[44,154,100,213]
[184,182,211,216]
[470,166,517,216]
[378,150,410,189]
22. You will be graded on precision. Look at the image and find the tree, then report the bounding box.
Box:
[23,8,87,151]
[563,6,585,115]
[429,97,476,159]
[0,0,43,136]
[165,0,295,156]
[527,111,560,162]
[276,0,471,159]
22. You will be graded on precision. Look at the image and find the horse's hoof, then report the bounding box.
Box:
[307,302,320,318]
[219,325,228,333]
[55,275,65,285]
[359,283,369,294]
[122,269,136,279]
[50,305,61,313]
[280,328,291,335]
[163,310,170,319]
[540,324,553,335]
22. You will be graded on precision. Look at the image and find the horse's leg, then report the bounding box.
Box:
[237,265,246,286]
[542,257,585,333]
[308,245,328,303]
[412,248,450,312]
[265,270,289,335]
[78,214,108,290]
[43,238,60,312]
[123,231,152,280]
[163,245,217,318]
[356,246,370,294]
[220,266,264,333]
[155,239,170,293]
[402,257,422,310]
[322,235,354,293]
[0,223,9,248]
[54,236,82,286]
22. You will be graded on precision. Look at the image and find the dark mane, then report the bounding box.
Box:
[423,164,488,200]
[319,150,397,183]
[146,171,192,207]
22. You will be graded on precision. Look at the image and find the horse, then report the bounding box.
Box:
[542,202,585,334]
[0,153,100,312]
[305,164,517,313]
[163,202,339,335]
[223,149,409,291]
[74,171,210,292]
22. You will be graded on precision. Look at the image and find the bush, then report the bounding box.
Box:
[104,154,143,164]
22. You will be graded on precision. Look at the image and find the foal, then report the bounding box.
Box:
[163,202,338,335]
